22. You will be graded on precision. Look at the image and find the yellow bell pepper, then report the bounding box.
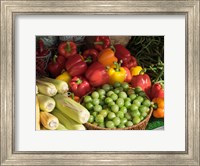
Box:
[56,71,71,83]
[130,66,143,76]
[107,61,126,85]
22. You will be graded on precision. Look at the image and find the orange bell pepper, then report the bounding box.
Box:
[152,97,164,118]
[98,48,118,67]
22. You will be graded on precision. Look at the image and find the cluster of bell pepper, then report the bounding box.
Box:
[45,36,164,118]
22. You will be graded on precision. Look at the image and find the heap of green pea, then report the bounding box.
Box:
[82,82,152,129]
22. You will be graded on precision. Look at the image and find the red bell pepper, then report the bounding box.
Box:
[82,49,99,65]
[94,36,111,52]
[114,44,131,61]
[58,41,77,59]
[47,55,66,77]
[85,62,109,87]
[150,83,164,100]
[122,56,138,69]
[131,74,151,97]
[114,44,138,69]
[65,54,87,77]
[69,76,92,98]
[123,67,132,83]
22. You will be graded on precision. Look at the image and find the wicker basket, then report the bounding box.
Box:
[109,36,132,46]
[84,108,153,130]
[36,51,51,77]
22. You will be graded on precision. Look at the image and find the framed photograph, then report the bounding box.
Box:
[0,0,199,165]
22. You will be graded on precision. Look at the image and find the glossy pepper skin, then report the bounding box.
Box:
[47,55,66,77]
[130,66,143,76]
[131,74,151,96]
[150,83,164,100]
[98,48,118,67]
[123,67,132,83]
[85,62,109,87]
[114,44,138,69]
[58,41,77,59]
[114,44,131,61]
[108,61,126,85]
[69,76,92,98]
[122,56,138,69]
[65,54,87,77]
[56,71,71,83]
[94,36,111,52]
[82,49,99,65]
[152,97,164,118]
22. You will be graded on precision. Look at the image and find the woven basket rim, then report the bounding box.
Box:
[36,51,51,59]
[84,107,153,130]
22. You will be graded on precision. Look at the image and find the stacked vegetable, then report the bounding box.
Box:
[36,77,90,130]
[36,36,164,130]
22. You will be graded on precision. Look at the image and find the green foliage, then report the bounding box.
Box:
[126,36,164,85]
[146,117,164,130]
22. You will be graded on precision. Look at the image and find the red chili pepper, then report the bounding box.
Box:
[122,56,138,69]
[47,55,66,77]
[123,67,132,83]
[131,74,151,97]
[65,54,87,77]
[58,41,77,59]
[69,76,92,97]
[85,62,109,87]
[36,39,50,57]
[82,49,99,65]
[150,83,164,100]
[38,39,44,54]
[94,36,111,52]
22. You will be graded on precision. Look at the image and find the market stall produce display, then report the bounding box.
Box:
[36,36,164,130]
